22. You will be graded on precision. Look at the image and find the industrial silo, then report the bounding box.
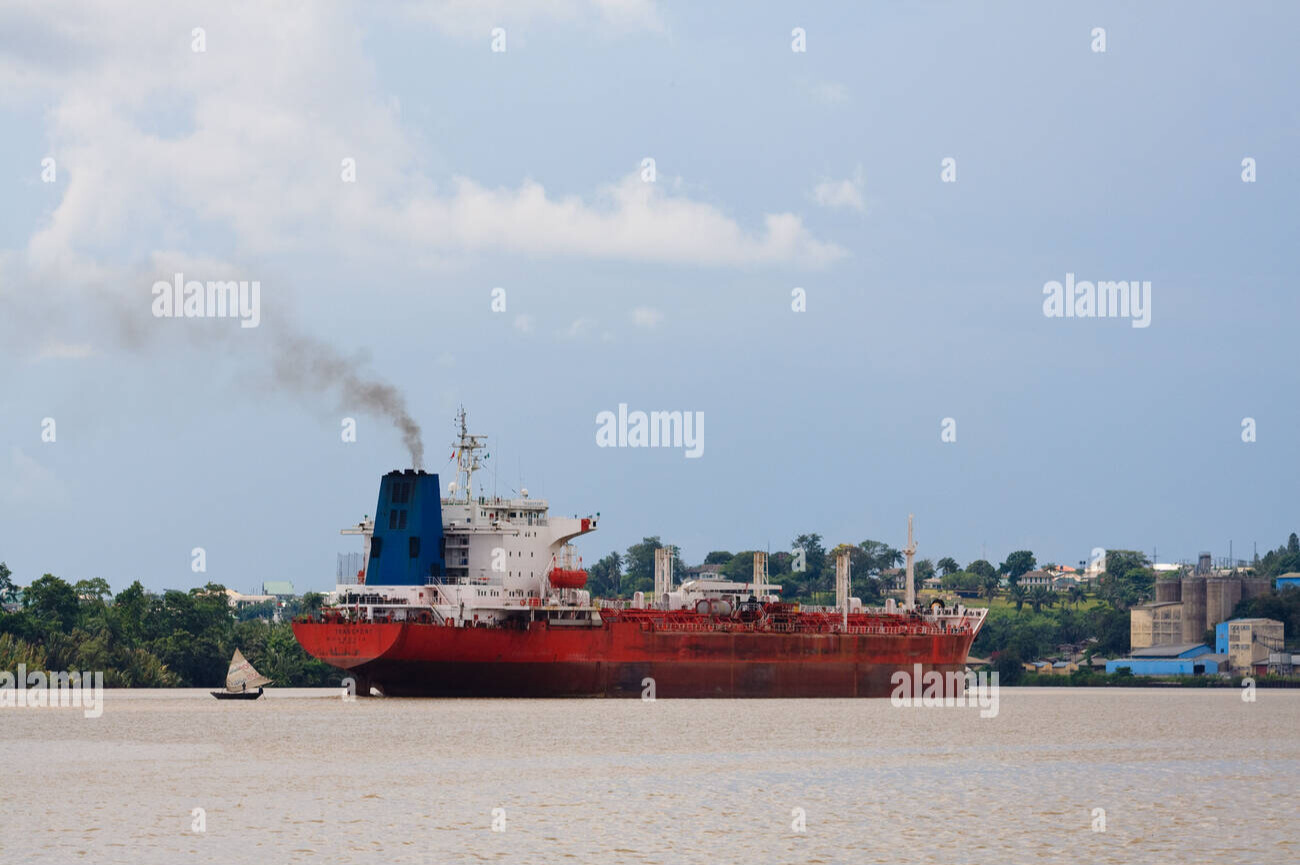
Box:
[1241,577,1271,600]
[1206,578,1244,630]
[1155,579,1181,603]
[1181,577,1207,642]
[1206,578,1226,630]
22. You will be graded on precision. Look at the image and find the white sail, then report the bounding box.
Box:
[225,648,272,692]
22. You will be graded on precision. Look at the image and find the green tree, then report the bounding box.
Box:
[1009,584,1028,612]
[1098,550,1153,610]
[1233,585,1300,639]
[791,533,826,594]
[937,557,960,576]
[982,573,1000,601]
[586,552,623,597]
[112,581,150,644]
[768,551,793,577]
[999,551,1037,583]
[703,551,733,565]
[236,599,277,622]
[991,649,1024,685]
[1028,586,1055,614]
[0,562,16,605]
[300,592,325,617]
[0,632,47,670]
[721,551,756,583]
[24,574,79,631]
[859,540,900,574]
[73,577,113,603]
[1258,533,1300,576]
[622,538,681,595]
[622,537,664,595]
[1086,604,1131,656]
[968,559,996,580]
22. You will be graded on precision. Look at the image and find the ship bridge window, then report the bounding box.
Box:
[409,537,421,558]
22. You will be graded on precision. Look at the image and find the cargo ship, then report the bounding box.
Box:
[292,410,986,697]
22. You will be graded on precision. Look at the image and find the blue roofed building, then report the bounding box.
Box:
[1275,572,1300,591]
[1106,644,1233,676]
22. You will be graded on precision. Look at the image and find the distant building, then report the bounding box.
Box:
[261,580,296,599]
[1021,659,1079,675]
[1131,574,1273,649]
[1106,644,1232,676]
[1252,652,1300,676]
[1215,618,1284,671]
[1276,573,1300,591]
[880,568,904,590]
[1130,602,1183,649]
[1019,570,1052,589]
[225,588,275,609]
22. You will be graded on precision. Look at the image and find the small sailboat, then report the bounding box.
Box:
[211,648,271,700]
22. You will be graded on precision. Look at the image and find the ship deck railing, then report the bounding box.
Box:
[602,609,974,636]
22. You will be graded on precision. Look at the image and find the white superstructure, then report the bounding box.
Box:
[331,409,599,626]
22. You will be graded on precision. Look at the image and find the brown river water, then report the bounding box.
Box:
[0,687,1295,864]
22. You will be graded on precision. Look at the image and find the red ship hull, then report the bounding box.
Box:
[292,618,978,698]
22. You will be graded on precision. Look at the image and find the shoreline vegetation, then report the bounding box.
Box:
[2,533,1299,690]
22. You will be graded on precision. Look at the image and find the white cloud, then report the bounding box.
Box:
[631,306,663,329]
[390,174,845,266]
[812,165,865,213]
[401,0,666,37]
[0,0,841,328]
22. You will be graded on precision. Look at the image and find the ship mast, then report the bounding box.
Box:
[904,514,917,611]
[452,406,487,503]
[654,547,674,607]
[751,551,768,601]
[835,548,850,629]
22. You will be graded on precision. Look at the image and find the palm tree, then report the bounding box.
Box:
[1028,586,1055,614]
[1067,585,1086,607]
[1009,584,1027,612]
[982,574,1000,601]
[937,557,960,576]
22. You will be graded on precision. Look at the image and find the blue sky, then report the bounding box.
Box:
[1,2,1297,594]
